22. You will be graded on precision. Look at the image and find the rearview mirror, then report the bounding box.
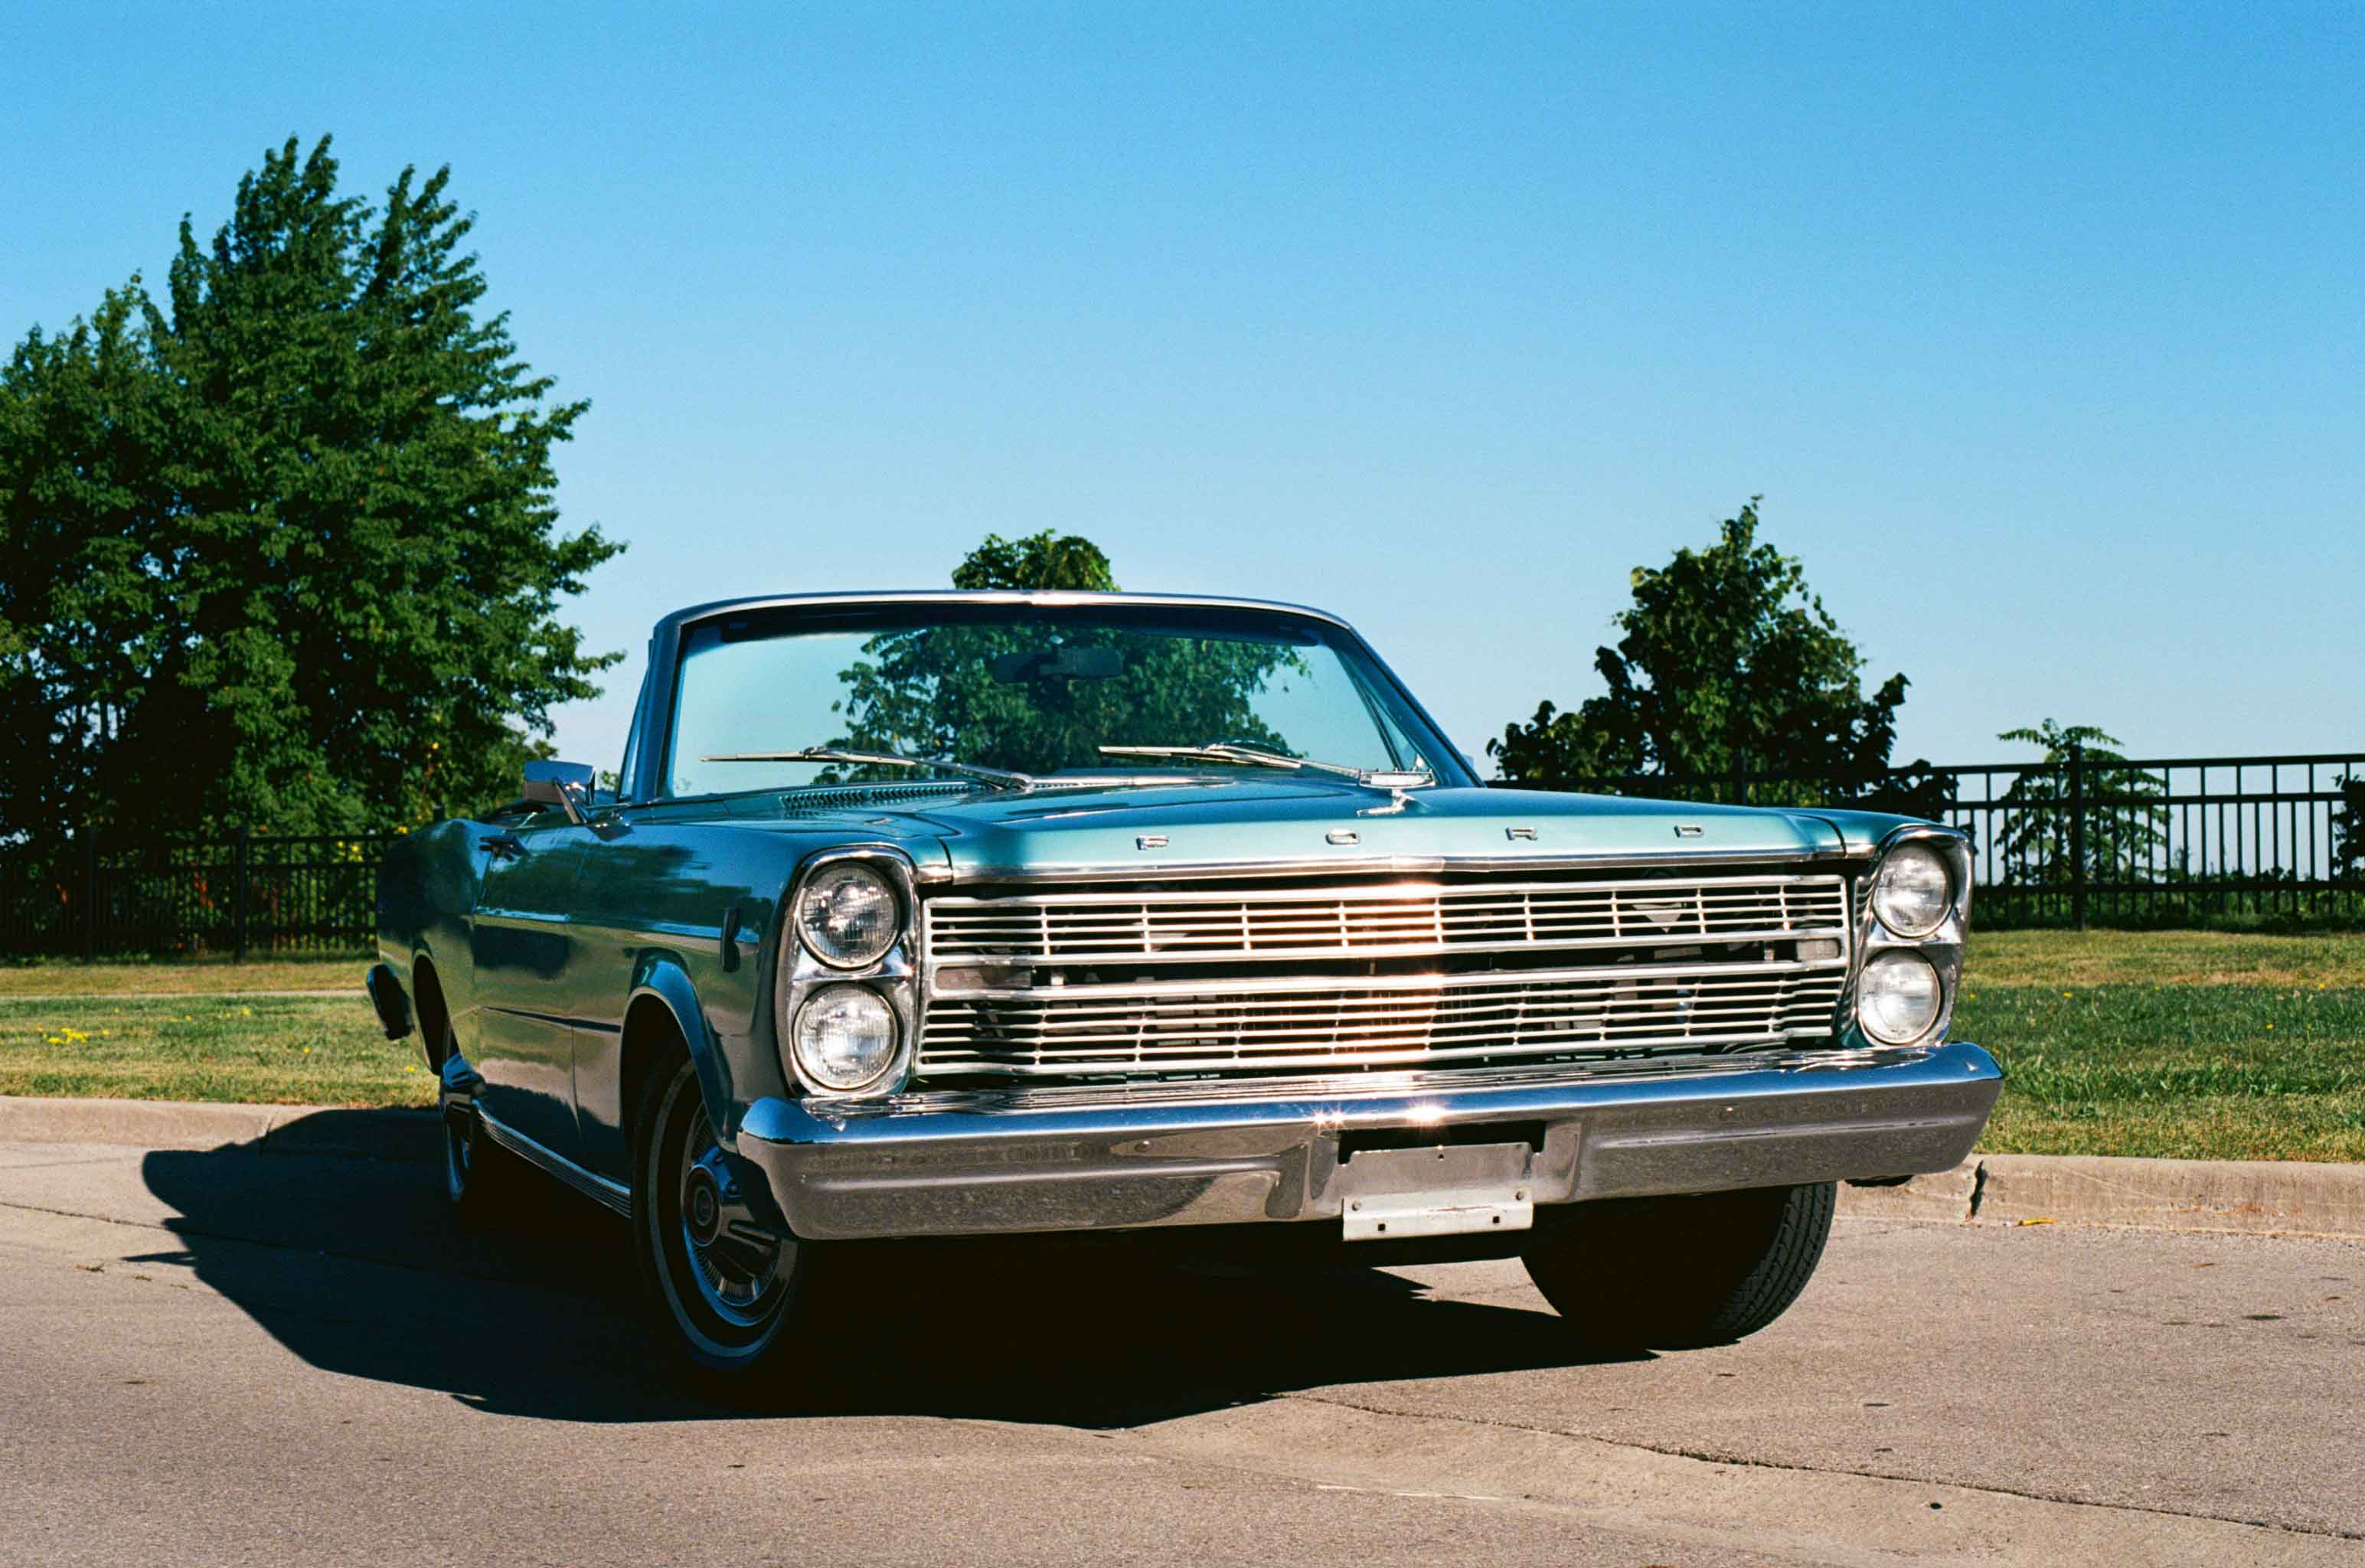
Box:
[522,760,595,825]
[991,645,1124,683]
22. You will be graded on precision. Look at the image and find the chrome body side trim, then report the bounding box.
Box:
[730,1039,2001,1241]
[477,1106,635,1218]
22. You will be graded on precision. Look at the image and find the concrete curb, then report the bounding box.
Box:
[5,1094,2362,1233]
[0,1095,438,1165]
[1839,1155,2365,1238]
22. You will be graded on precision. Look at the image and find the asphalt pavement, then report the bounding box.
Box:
[2,1132,2360,1566]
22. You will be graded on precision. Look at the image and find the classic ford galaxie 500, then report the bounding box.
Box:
[366,591,1998,1379]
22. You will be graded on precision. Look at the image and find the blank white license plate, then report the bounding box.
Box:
[1338,1142,1536,1241]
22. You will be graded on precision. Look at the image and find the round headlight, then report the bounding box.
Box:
[1870,841,1954,938]
[792,984,900,1092]
[796,862,900,968]
[1857,949,1943,1045]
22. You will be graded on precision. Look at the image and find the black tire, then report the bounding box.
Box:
[1521,1182,1836,1351]
[631,1054,810,1381]
[436,1010,518,1224]
[442,1101,521,1221]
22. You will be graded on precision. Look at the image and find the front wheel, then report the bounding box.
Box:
[1521,1182,1836,1351]
[632,1056,809,1380]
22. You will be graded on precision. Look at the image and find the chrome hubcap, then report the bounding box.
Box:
[675,1116,786,1329]
[684,1165,724,1246]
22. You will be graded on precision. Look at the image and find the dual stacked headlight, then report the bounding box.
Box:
[781,859,909,1094]
[1854,834,1968,1047]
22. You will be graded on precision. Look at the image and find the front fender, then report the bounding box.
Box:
[627,955,742,1151]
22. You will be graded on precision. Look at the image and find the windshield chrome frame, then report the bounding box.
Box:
[620,590,1478,805]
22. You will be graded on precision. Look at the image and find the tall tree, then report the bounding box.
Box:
[1990,720,2167,884]
[0,136,619,841]
[951,531,1117,591]
[1489,498,1929,807]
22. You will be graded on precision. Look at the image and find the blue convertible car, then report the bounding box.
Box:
[366,591,1998,1380]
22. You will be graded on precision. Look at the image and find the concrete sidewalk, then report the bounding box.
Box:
[3,1091,2361,1236]
[1843,1152,2365,1238]
[0,1093,438,1164]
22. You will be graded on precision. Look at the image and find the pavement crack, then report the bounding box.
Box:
[1270,1389,2365,1543]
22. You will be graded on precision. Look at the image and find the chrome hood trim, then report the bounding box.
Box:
[942,844,1849,885]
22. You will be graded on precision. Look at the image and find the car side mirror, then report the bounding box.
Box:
[522,760,596,826]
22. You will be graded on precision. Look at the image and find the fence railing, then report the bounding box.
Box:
[1498,750,2365,928]
[5,751,2360,953]
[0,831,391,959]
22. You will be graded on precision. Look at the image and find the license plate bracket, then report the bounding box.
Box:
[1337,1141,1536,1241]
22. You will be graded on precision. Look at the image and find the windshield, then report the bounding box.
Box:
[658,601,1467,799]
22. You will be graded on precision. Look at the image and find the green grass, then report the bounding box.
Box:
[0,994,431,1108]
[3,933,2363,1160]
[1967,929,2365,989]
[1955,932,2365,1161]
[0,954,371,998]
[1956,983,2365,1162]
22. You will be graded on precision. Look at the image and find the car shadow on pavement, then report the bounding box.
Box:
[139,1116,1643,1429]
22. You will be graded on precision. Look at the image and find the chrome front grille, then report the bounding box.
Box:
[916,872,1851,1081]
[926,875,1849,963]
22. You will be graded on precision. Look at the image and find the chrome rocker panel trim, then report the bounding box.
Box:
[476,1107,635,1219]
[731,1040,2001,1242]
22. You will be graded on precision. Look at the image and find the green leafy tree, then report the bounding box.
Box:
[1488,498,1937,811]
[832,531,1298,773]
[952,531,1116,592]
[0,135,619,840]
[1990,720,2167,884]
[2327,775,2363,884]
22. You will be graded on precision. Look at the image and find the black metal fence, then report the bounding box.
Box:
[0,832,390,959]
[4,750,2360,953]
[1500,750,2365,929]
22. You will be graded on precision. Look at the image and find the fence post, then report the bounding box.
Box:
[233,828,250,962]
[2068,742,2088,932]
[1730,750,1749,806]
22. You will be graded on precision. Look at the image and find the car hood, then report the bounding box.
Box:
[880,779,1851,879]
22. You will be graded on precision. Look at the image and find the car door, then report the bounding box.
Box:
[465,811,592,1158]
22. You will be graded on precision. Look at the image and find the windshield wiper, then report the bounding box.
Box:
[699,746,1037,792]
[1098,743,1432,789]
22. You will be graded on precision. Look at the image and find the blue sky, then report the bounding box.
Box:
[6,2,2359,776]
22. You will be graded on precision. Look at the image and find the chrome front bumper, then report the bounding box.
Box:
[728,1041,2001,1243]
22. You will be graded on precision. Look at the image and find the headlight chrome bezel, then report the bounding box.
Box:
[775,848,920,1100]
[795,860,902,969]
[1848,825,1972,1050]
[1856,949,1944,1046]
[789,982,902,1093]
[1868,838,1955,939]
